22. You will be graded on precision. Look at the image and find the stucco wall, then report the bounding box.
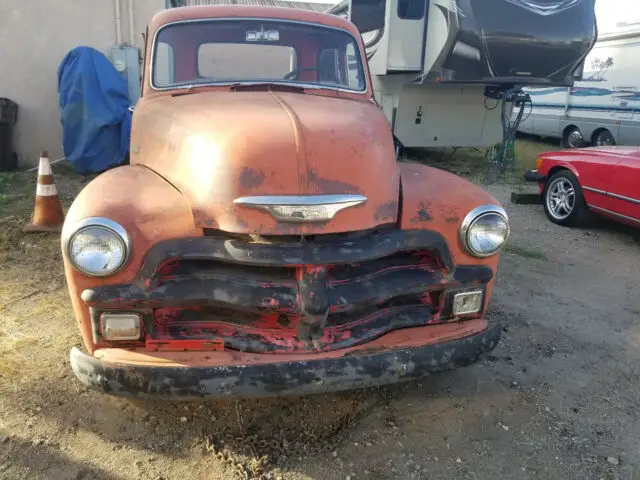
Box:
[0,0,165,168]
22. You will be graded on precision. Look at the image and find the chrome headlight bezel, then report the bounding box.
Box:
[460,205,510,258]
[63,217,131,277]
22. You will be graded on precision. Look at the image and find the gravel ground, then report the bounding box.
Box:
[1,179,639,480]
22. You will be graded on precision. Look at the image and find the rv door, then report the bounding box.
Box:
[387,0,427,71]
[614,89,636,145]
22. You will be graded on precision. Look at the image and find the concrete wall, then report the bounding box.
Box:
[0,0,165,168]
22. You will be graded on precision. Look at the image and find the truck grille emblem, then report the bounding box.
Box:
[233,195,367,223]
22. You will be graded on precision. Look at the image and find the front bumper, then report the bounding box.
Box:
[524,170,546,183]
[70,321,501,399]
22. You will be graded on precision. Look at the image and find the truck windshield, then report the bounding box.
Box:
[152,19,366,92]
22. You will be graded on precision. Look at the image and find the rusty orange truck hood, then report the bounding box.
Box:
[130,90,399,235]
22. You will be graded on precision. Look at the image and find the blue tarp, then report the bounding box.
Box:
[57,46,132,174]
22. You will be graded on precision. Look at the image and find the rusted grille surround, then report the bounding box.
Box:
[82,228,493,353]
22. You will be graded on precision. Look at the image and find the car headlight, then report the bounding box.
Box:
[65,218,130,277]
[460,205,510,258]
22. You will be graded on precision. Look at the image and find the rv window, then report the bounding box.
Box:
[397,0,425,20]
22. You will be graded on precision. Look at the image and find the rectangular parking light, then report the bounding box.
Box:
[101,313,141,341]
[452,291,483,316]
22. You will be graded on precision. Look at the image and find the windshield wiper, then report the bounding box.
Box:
[230,82,307,93]
[171,85,198,97]
[169,82,308,96]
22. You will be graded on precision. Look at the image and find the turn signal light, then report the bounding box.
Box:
[101,313,141,341]
[535,157,543,170]
[452,291,483,316]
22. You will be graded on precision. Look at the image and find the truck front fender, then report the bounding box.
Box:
[61,165,201,353]
[399,162,503,270]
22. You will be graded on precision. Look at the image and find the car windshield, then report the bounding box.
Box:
[152,19,366,92]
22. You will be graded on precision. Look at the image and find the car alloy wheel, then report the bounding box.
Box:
[546,177,575,221]
[543,170,587,227]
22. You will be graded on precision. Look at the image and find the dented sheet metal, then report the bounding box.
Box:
[81,228,493,353]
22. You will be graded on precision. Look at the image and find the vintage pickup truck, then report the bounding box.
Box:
[63,5,510,398]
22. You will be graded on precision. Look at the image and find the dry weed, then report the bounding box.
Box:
[0,167,86,388]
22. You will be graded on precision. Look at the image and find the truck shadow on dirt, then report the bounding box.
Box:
[9,345,523,477]
[12,323,563,479]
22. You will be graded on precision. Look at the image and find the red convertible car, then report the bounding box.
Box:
[525,147,640,227]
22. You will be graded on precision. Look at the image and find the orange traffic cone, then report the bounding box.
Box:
[23,151,65,233]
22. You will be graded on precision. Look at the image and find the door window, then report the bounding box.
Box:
[318,45,363,90]
[154,42,175,86]
[397,0,426,20]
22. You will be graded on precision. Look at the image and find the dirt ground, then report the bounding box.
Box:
[1,139,639,480]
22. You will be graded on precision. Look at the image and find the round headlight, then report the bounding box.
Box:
[66,218,130,277]
[460,206,510,258]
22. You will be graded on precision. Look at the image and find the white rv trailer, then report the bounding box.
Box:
[518,22,640,148]
[326,0,597,149]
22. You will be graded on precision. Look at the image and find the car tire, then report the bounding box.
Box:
[543,170,588,227]
[593,129,616,147]
[562,127,585,149]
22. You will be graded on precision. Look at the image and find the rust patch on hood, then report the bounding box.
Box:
[308,169,360,194]
[239,167,266,189]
